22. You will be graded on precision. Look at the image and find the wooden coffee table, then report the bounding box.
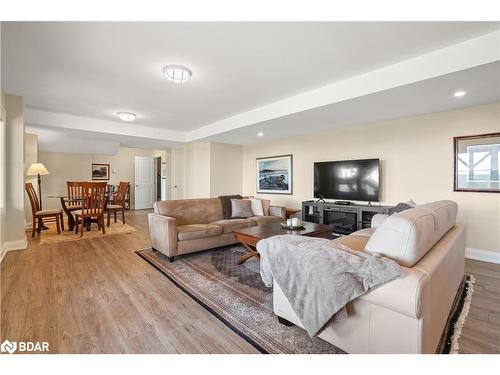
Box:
[232,221,333,265]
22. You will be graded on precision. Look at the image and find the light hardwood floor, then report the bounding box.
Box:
[1,209,499,353]
[1,210,258,354]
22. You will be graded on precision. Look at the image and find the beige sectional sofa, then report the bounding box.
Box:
[148,198,286,261]
[272,200,465,353]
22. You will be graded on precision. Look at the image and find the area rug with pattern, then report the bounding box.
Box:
[136,245,473,354]
[38,219,137,244]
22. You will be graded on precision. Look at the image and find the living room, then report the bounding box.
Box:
[1,2,499,373]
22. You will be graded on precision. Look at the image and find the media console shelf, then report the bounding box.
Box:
[302,201,393,236]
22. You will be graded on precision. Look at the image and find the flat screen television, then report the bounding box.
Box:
[314,158,380,202]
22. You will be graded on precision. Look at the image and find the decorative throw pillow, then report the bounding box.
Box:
[406,199,417,207]
[230,199,254,219]
[248,198,264,216]
[218,195,242,219]
[389,202,413,215]
[256,198,271,216]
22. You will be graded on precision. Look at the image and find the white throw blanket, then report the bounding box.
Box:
[257,235,404,336]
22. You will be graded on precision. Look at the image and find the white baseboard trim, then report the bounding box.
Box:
[1,237,28,263]
[466,247,500,265]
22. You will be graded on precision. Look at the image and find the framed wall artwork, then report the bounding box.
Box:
[454,132,500,193]
[256,154,293,195]
[91,163,110,180]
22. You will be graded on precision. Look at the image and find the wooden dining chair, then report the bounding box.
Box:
[105,181,129,227]
[74,182,107,237]
[106,184,116,205]
[25,182,64,237]
[66,181,83,212]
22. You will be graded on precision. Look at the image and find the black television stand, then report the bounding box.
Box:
[302,201,393,236]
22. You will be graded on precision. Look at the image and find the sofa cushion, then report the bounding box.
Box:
[351,227,376,237]
[177,224,223,241]
[210,219,257,233]
[218,195,243,219]
[248,215,283,225]
[333,235,370,252]
[364,200,458,267]
[230,199,254,218]
[154,198,224,225]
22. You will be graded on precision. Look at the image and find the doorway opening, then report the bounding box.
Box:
[155,156,162,201]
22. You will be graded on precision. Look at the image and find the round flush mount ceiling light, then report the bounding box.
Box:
[117,112,136,122]
[257,132,264,137]
[454,90,466,97]
[162,64,192,83]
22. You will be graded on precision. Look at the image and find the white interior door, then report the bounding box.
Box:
[171,147,185,200]
[134,156,155,209]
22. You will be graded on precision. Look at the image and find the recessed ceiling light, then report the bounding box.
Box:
[454,90,466,97]
[162,64,192,83]
[117,112,136,122]
[257,132,264,137]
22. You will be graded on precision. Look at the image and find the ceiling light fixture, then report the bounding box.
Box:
[454,90,466,97]
[162,64,192,83]
[257,132,264,137]
[117,112,136,122]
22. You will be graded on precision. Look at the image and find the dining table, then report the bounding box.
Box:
[48,192,117,231]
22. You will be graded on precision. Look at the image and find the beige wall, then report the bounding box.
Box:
[181,141,243,199]
[210,142,243,198]
[184,141,212,199]
[39,147,163,210]
[38,151,91,210]
[24,133,38,224]
[242,103,500,253]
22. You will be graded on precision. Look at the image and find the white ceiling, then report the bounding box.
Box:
[2,22,500,152]
[3,22,500,130]
[207,61,500,144]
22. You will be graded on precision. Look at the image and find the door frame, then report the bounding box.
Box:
[171,146,185,200]
[134,156,155,210]
[154,156,162,202]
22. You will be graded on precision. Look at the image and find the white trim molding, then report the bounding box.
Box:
[466,247,500,265]
[1,237,28,262]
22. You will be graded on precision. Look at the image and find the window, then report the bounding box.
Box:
[454,133,500,192]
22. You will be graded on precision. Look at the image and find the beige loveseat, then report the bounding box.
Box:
[148,198,286,261]
[272,200,465,353]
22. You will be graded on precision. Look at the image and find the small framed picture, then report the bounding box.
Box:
[92,163,110,180]
[256,154,293,195]
[454,132,500,193]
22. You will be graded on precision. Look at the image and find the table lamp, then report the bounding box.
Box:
[26,162,50,210]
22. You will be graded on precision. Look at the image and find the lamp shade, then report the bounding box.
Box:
[26,163,50,176]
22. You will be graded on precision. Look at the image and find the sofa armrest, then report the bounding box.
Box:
[371,214,389,228]
[269,205,286,219]
[148,213,178,257]
[360,267,429,319]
